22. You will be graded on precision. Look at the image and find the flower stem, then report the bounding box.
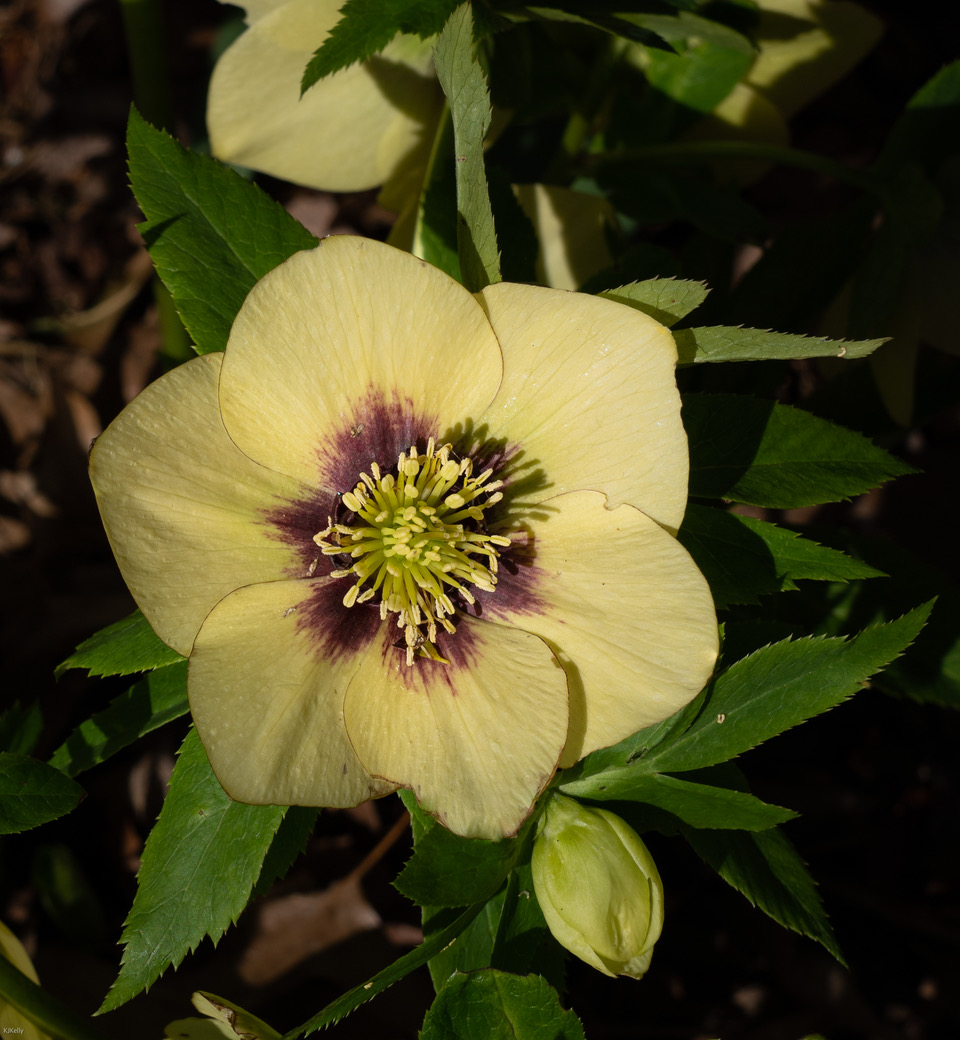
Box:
[595,140,886,200]
[0,953,112,1040]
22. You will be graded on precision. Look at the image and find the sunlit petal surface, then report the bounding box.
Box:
[90,353,315,656]
[475,282,688,532]
[343,620,569,838]
[190,577,396,806]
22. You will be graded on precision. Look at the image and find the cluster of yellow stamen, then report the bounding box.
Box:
[315,438,510,665]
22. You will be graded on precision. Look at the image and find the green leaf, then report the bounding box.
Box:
[57,608,183,678]
[599,278,708,326]
[301,0,454,90]
[684,395,915,507]
[637,602,933,776]
[0,754,85,834]
[0,701,43,756]
[395,824,519,908]
[252,807,319,898]
[678,504,884,610]
[282,902,486,1037]
[49,661,189,778]
[99,728,290,1012]
[684,825,843,963]
[415,105,461,281]
[559,772,796,830]
[420,970,584,1040]
[433,3,501,291]
[425,892,505,988]
[127,108,318,355]
[673,326,884,365]
[882,59,960,173]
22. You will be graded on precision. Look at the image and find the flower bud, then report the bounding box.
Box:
[531,794,664,979]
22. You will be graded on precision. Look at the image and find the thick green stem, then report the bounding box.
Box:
[596,140,887,200]
[0,954,112,1040]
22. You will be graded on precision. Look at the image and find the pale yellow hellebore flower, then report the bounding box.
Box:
[207,0,440,201]
[0,922,53,1040]
[90,237,718,840]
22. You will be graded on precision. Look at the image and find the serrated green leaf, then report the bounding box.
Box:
[0,754,85,834]
[599,278,708,326]
[282,902,486,1037]
[881,59,960,173]
[433,3,500,291]
[673,326,884,365]
[127,108,318,355]
[684,825,843,963]
[301,0,454,90]
[421,970,584,1040]
[0,701,43,756]
[252,807,319,899]
[637,602,933,776]
[685,395,915,507]
[57,609,183,678]
[49,661,189,778]
[395,824,519,908]
[560,772,796,830]
[98,728,289,1013]
[678,504,884,609]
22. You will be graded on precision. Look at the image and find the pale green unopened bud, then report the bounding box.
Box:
[531,794,664,979]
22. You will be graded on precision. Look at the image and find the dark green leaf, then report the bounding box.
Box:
[99,728,290,1012]
[49,661,189,778]
[57,609,183,678]
[282,902,486,1037]
[0,754,84,834]
[678,504,884,609]
[252,807,319,898]
[425,893,505,988]
[599,278,708,326]
[395,824,519,908]
[0,701,43,756]
[415,106,461,281]
[421,970,584,1040]
[127,108,318,355]
[673,326,884,365]
[685,395,915,507]
[560,772,795,830]
[638,602,933,776]
[881,59,960,173]
[434,3,501,291]
[684,825,843,963]
[301,0,455,90]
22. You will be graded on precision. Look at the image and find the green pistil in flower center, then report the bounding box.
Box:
[314,438,511,666]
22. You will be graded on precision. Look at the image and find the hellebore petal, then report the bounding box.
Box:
[90,352,316,657]
[218,236,503,492]
[475,281,687,532]
[343,619,568,839]
[476,491,718,766]
[532,794,664,979]
[189,578,395,807]
[207,0,440,192]
[92,236,717,838]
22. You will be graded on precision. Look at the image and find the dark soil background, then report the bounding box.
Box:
[1,1,958,1038]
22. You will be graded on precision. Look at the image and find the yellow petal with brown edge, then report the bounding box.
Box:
[473,491,718,767]
[189,577,396,807]
[219,238,503,491]
[90,353,316,657]
[207,0,438,191]
[343,620,569,839]
[474,282,687,533]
